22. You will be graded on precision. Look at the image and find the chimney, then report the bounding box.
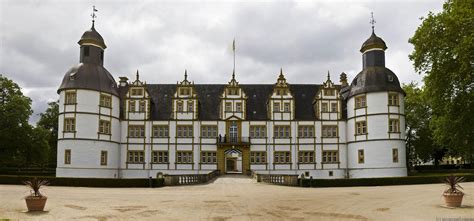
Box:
[119,77,128,87]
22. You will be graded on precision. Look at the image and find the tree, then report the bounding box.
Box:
[0,75,33,166]
[37,101,59,167]
[404,82,445,167]
[409,0,474,167]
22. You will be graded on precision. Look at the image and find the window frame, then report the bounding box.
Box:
[64,149,71,165]
[152,151,169,164]
[200,151,217,164]
[64,117,76,132]
[127,151,145,164]
[176,151,193,164]
[298,151,315,164]
[99,94,112,108]
[100,151,108,166]
[176,125,193,138]
[98,120,111,135]
[65,91,77,104]
[250,151,267,164]
[355,95,367,109]
[322,125,338,138]
[355,121,367,135]
[298,125,314,138]
[389,119,400,133]
[388,93,400,106]
[152,125,169,138]
[201,125,217,138]
[358,149,364,164]
[274,151,291,164]
[274,125,291,138]
[322,150,339,163]
[250,125,266,138]
[128,125,145,138]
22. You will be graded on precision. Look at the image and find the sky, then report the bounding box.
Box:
[0,0,443,124]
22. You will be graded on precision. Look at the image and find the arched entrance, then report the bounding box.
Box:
[224,149,242,173]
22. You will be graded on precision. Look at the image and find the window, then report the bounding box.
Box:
[356,121,367,135]
[177,101,183,112]
[277,89,287,96]
[100,94,111,107]
[322,125,338,138]
[187,101,194,112]
[176,151,193,164]
[129,100,136,112]
[273,102,280,112]
[355,95,367,108]
[322,151,339,163]
[100,151,107,165]
[201,125,217,138]
[99,120,111,134]
[131,88,143,96]
[389,119,400,133]
[225,102,232,112]
[250,152,267,164]
[298,151,315,163]
[128,151,144,163]
[388,93,399,106]
[324,89,335,96]
[128,125,145,138]
[180,88,190,96]
[358,149,364,164]
[284,102,290,112]
[139,101,146,112]
[177,125,193,138]
[65,91,77,104]
[64,149,71,164]
[392,148,399,163]
[274,151,291,163]
[201,152,217,163]
[84,46,90,56]
[152,125,169,138]
[236,102,242,112]
[274,126,291,138]
[228,88,238,95]
[152,151,169,163]
[298,126,314,138]
[64,118,75,132]
[250,126,266,138]
[321,103,328,112]
[331,103,338,112]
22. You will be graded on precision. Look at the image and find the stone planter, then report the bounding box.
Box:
[443,192,463,207]
[25,196,47,211]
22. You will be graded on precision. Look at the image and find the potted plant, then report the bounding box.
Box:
[23,177,49,211]
[443,175,465,207]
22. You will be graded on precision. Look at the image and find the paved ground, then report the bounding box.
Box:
[0,175,473,220]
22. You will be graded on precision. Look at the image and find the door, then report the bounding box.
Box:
[226,158,236,171]
[229,121,238,143]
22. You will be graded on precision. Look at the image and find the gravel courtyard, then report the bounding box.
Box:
[0,175,473,221]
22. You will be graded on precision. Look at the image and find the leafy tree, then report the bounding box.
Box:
[404,82,445,167]
[0,75,33,166]
[409,0,474,167]
[37,101,59,167]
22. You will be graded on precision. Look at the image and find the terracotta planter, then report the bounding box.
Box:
[443,192,463,207]
[25,196,47,211]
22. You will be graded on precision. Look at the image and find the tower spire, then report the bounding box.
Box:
[184,69,188,81]
[136,69,139,81]
[370,12,376,33]
[91,5,98,28]
[232,38,236,80]
[327,70,331,81]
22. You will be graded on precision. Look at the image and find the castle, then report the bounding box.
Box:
[56,18,407,179]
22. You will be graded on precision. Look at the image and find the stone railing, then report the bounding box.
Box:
[163,170,220,186]
[254,173,299,186]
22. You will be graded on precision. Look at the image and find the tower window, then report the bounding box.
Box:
[358,149,364,164]
[84,46,90,57]
[355,95,367,108]
[64,149,71,165]
[355,121,367,135]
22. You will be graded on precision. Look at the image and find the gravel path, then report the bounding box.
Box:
[0,175,473,220]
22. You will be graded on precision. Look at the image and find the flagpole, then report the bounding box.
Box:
[233,39,235,80]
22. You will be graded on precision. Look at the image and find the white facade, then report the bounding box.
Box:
[57,24,407,179]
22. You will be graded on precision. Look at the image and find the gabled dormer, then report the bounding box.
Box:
[313,72,342,120]
[125,70,150,120]
[268,69,294,120]
[220,71,247,120]
[173,70,198,120]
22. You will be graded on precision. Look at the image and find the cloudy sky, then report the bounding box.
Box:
[1,0,442,124]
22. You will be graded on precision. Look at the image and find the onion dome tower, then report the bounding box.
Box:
[56,7,121,178]
[345,13,407,178]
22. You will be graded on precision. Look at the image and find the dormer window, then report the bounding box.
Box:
[225,102,232,112]
[273,102,280,112]
[180,88,190,96]
[177,101,184,112]
[236,102,242,112]
[331,103,338,112]
[138,101,146,112]
[131,88,143,96]
[321,103,328,112]
[324,89,335,96]
[187,101,194,112]
[129,101,136,112]
[284,103,290,112]
[228,88,238,95]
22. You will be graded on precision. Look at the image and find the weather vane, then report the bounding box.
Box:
[91,6,98,24]
[370,12,376,32]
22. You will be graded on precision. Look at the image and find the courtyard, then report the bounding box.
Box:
[0,175,473,221]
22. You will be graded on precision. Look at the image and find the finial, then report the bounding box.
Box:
[136,70,139,80]
[184,69,188,81]
[279,68,284,77]
[340,72,348,86]
[232,70,235,80]
[327,71,331,81]
[370,12,376,33]
[91,6,98,28]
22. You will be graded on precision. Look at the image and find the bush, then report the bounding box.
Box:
[300,174,474,188]
[0,175,165,188]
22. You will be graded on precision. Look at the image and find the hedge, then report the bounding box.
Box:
[0,175,164,188]
[299,174,474,188]
[0,167,55,176]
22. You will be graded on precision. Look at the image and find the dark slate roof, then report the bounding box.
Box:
[347,66,405,98]
[360,31,387,53]
[119,84,343,121]
[78,24,107,49]
[58,63,119,96]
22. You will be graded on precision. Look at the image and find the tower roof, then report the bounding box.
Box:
[360,31,387,53]
[78,22,107,49]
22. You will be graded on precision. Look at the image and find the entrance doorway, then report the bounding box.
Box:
[224,149,242,173]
